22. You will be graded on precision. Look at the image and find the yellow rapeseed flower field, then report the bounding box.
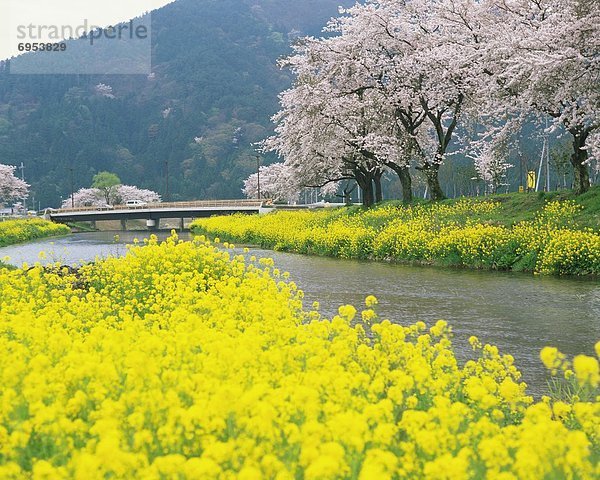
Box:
[0,233,597,478]
[0,218,70,248]
[191,199,600,275]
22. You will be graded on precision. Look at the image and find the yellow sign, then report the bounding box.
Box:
[519,186,524,193]
[527,171,536,190]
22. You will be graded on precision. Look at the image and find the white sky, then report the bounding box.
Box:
[0,0,175,60]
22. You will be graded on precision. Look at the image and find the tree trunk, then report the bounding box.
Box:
[355,172,374,207]
[422,164,445,201]
[386,162,413,202]
[399,166,413,203]
[343,191,351,205]
[374,170,383,203]
[572,160,590,195]
[421,97,460,202]
[363,180,374,207]
[569,128,590,195]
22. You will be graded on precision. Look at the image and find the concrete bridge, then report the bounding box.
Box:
[46,199,270,230]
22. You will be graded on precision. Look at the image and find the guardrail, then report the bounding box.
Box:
[50,199,265,214]
[0,213,36,219]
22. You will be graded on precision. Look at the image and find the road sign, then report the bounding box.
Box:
[527,171,536,190]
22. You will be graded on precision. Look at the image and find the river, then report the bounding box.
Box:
[1,231,599,396]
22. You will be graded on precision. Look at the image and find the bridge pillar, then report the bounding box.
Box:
[146,219,158,231]
[180,218,185,231]
[120,219,127,231]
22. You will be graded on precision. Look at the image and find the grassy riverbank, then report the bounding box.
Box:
[0,234,597,477]
[191,189,600,276]
[0,218,70,248]
[436,187,600,228]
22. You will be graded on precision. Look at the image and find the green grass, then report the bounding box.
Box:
[382,186,600,229]
[0,259,16,270]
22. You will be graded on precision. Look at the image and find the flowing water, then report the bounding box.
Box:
[2,231,599,396]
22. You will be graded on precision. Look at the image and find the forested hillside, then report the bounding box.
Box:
[0,0,352,207]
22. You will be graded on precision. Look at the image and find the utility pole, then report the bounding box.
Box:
[519,151,524,191]
[546,140,551,192]
[19,162,26,211]
[536,138,546,192]
[70,166,74,208]
[164,160,169,202]
[255,154,261,200]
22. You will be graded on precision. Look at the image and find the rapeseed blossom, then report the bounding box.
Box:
[0,218,69,247]
[573,355,600,388]
[191,199,599,275]
[0,234,597,478]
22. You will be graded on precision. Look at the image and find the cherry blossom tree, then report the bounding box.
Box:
[0,164,29,205]
[94,83,115,99]
[242,163,301,203]
[470,144,513,194]
[588,131,600,175]
[264,35,392,206]
[323,0,496,200]
[262,74,359,203]
[61,188,104,208]
[266,0,498,202]
[62,185,160,208]
[265,0,599,202]
[113,185,161,205]
[294,28,411,202]
[481,0,600,193]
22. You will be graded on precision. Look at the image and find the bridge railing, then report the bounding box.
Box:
[51,199,265,214]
